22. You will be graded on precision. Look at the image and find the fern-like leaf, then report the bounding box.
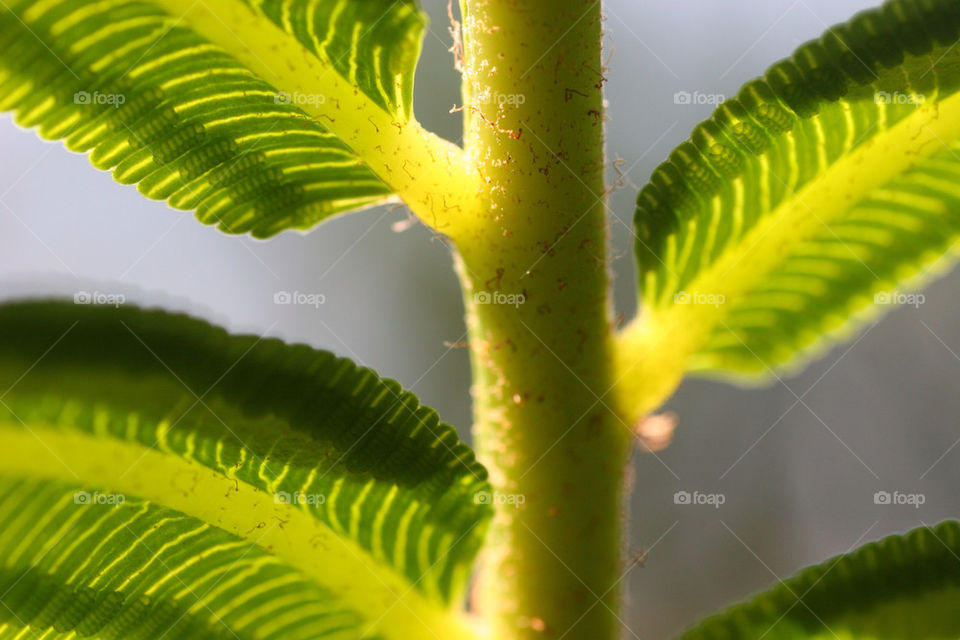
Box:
[683,521,960,639]
[0,300,489,640]
[620,0,960,416]
[0,0,434,237]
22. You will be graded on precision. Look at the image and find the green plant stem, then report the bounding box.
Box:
[454,2,632,638]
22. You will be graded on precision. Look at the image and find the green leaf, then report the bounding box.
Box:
[0,478,388,640]
[0,300,490,640]
[682,521,960,639]
[0,0,431,237]
[622,0,960,398]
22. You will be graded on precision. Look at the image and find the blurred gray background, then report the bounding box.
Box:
[2,1,960,637]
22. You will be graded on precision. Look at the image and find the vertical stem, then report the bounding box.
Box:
[453,2,632,639]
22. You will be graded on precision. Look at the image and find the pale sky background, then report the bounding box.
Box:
[3,1,960,638]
